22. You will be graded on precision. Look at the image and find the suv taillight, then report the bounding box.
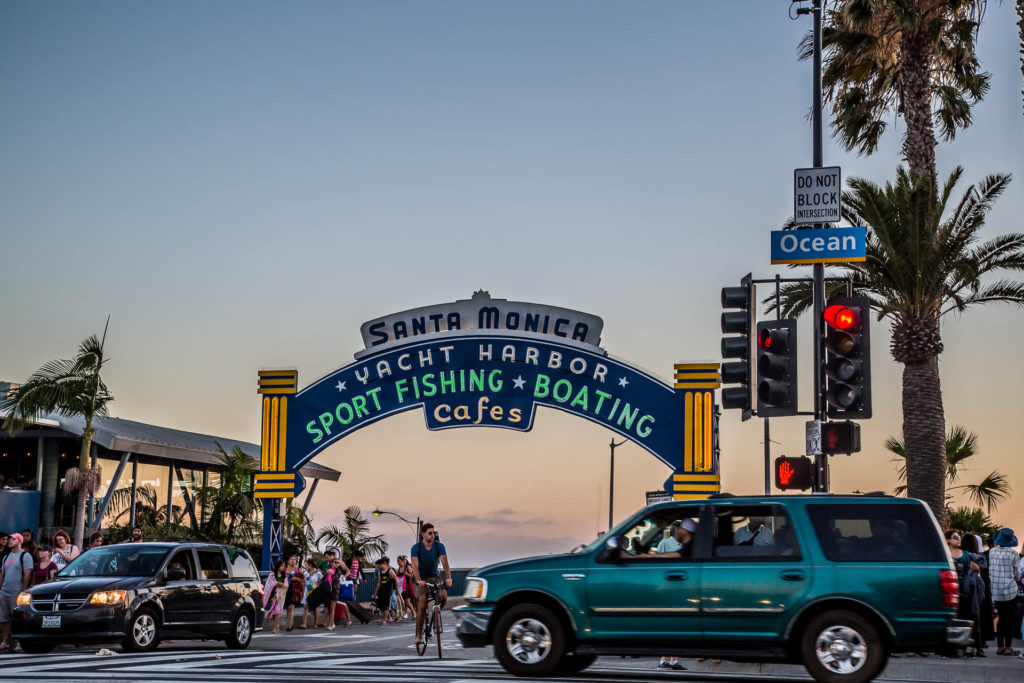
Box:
[940,569,959,608]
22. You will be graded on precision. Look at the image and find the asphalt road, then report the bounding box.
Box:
[4,613,1024,682]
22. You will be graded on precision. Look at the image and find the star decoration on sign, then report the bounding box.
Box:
[618,376,629,388]
[335,380,347,392]
[513,375,526,390]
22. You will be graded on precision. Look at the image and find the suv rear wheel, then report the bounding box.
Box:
[225,609,253,649]
[123,607,161,652]
[800,610,886,683]
[492,603,564,677]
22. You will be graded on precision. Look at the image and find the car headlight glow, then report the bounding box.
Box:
[16,592,31,606]
[89,590,127,605]
[462,577,487,602]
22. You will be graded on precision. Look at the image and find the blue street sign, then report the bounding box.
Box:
[771,227,867,265]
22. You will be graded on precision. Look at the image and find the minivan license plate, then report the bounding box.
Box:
[42,615,61,628]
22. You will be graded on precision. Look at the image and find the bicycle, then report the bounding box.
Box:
[415,580,445,659]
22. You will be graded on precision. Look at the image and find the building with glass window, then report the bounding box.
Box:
[0,382,339,539]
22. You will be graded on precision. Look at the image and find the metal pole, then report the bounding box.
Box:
[129,457,138,529]
[812,0,829,493]
[764,418,771,495]
[608,438,626,530]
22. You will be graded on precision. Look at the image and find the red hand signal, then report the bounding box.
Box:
[778,461,794,486]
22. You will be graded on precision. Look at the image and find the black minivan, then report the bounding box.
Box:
[14,542,264,653]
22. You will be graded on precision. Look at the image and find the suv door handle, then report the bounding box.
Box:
[665,571,688,581]
[780,570,806,581]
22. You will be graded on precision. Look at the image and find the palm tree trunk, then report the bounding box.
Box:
[899,33,937,177]
[902,356,947,527]
[1018,0,1024,115]
[73,427,95,550]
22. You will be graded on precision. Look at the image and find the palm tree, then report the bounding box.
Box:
[282,500,317,560]
[316,506,388,563]
[809,0,990,177]
[886,425,1011,512]
[0,324,113,549]
[106,484,187,531]
[190,445,263,546]
[947,505,1000,538]
[770,167,1024,526]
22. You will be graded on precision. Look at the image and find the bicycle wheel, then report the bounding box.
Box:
[416,616,429,656]
[433,606,443,659]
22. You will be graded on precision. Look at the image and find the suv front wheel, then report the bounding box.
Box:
[123,607,161,652]
[492,603,564,677]
[225,608,253,649]
[800,610,886,683]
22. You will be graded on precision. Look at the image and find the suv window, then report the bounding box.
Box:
[197,549,229,579]
[618,505,701,559]
[226,547,258,579]
[807,503,946,562]
[709,504,800,560]
[166,549,197,580]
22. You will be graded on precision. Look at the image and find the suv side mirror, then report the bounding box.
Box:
[596,535,625,563]
[166,566,187,582]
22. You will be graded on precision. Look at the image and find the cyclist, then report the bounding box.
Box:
[410,522,451,646]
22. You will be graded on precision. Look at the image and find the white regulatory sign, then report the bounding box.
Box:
[805,420,822,456]
[794,166,841,224]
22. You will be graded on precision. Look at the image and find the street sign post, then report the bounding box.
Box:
[806,420,822,456]
[794,166,841,224]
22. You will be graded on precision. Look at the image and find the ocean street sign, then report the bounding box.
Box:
[770,227,867,265]
[794,166,841,224]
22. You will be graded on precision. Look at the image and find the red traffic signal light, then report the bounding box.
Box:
[824,304,858,331]
[757,327,789,353]
[774,455,813,491]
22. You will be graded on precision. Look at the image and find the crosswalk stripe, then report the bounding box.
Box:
[100,651,327,672]
[0,649,256,673]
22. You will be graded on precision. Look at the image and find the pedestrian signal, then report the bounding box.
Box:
[774,455,813,491]
[821,421,861,454]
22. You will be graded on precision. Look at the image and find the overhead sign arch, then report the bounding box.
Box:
[255,292,721,568]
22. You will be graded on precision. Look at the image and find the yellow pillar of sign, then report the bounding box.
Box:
[671,363,721,500]
[255,370,298,499]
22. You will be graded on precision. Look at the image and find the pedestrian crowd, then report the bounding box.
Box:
[261,548,420,634]
[944,527,1024,658]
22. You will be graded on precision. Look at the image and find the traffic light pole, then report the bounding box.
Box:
[810,0,829,492]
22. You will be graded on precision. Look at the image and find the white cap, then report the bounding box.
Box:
[681,519,698,533]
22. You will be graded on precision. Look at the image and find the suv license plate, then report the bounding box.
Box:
[42,615,61,628]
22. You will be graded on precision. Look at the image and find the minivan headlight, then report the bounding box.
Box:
[89,590,127,605]
[16,592,31,606]
[463,577,487,602]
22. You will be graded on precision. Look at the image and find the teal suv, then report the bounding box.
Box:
[455,494,969,682]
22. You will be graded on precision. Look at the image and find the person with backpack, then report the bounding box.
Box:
[0,532,33,651]
[411,522,452,646]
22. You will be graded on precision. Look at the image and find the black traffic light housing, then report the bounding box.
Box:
[823,295,872,418]
[720,273,755,421]
[774,455,813,491]
[821,421,861,454]
[756,319,798,417]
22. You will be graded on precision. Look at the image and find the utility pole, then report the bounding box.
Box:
[608,438,626,530]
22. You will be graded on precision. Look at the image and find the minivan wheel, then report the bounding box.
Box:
[492,603,565,677]
[123,607,161,652]
[225,609,253,649]
[800,610,886,683]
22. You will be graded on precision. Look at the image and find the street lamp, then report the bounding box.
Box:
[372,508,420,544]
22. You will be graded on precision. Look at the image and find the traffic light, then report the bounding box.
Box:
[720,274,755,421]
[823,295,872,419]
[756,319,798,416]
[774,455,813,491]
[821,421,861,454]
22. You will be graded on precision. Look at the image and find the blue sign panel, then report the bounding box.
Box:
[770,226,866,265]
[286,335,686,474]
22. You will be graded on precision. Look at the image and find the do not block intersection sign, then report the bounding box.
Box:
[794,166,841,224]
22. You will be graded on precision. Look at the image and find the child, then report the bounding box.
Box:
[371,556,399,625]
[263,560,287,633]
[302,559,322,629]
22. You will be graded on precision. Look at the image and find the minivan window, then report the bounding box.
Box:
[197,549,229,579]
[57,546,169,577]
[807,503,946,562]
[226,548,258,579]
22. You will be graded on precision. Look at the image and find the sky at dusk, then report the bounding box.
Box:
[2,1,1023,568]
